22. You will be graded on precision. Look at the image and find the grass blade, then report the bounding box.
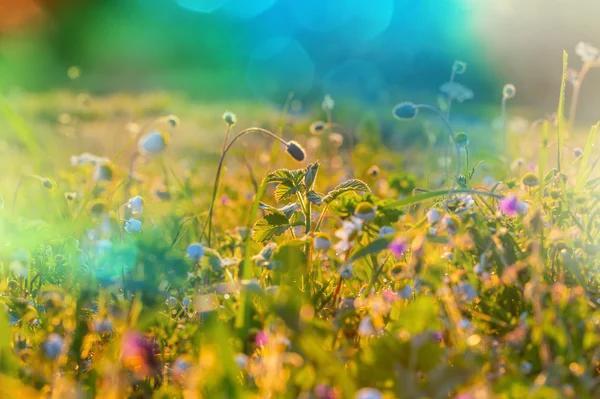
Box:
[557,50,568,172]
[576,122,600,192]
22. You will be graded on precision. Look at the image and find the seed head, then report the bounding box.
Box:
[503,84,516,99]
[573,147,583,158]
[367,165,380,177]
[522,172,539,187]
[454,132,469,148]
[309,121,326,135]
[222,111,237,126]
[392,102,419,120]
[41,178,55,189]
[452,60,467,75]
[167,115,180,128]
[286,141,306,162]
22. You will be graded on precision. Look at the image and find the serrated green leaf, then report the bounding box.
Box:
[323,179,370,204]
[266,169,296,184]
[307,190,324,206]
[259,202,299,219]
[305,162,319,192]
[274,181,299,202]
[251,213,290,242]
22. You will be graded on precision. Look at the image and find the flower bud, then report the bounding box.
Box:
[167,115,180,128]
[503,84,516,99]
[309,121,326,135]
[392,102,418,120]
[286,141,306,162]
[453,132,469,148]
[222,111,237,126]
[322,94,335,111]
[452,60,467,74]
[354,202,376,222]
[127,196,144,215]
[186,243,204,260]
[314,233,331,251]
[522,172,539,187]
[124,217,142,233]
[138,130,169,155]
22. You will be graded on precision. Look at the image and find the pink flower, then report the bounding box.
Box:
[388,236,408,258]
[121,331,159,378]
[255,330,269,347]
[220,195,230,205]
[499,195,520,217]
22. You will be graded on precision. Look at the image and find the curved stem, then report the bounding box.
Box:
[205,128,289,246]
[416,104,461,182]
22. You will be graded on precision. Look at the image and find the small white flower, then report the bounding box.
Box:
[379,226,395,237]
[186,243,204,260]
[322,94,335,111]
[340,264,353,279]
[426,208,441,224]
[334,217,363,253]
[439,81,474,103]
[355,388,383,399]
[399,285,412,300]
[138,130,168,155]
[314,235,331,251]
[575,41,599,63]
[126,196,144,215]
[441,251,454,261]
[124,217,142,233]
[166,296,177,307]
[182,297,191,308]
[518,201,530,215]
[357,316,377,337]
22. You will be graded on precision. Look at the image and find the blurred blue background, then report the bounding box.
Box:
[1,0,599,121]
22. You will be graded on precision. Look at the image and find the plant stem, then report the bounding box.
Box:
[205,127,289,246]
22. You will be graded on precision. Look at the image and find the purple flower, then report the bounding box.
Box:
[388,236,409,259]
[499,195,520,217]
[121,331,160,378]
[255,330,269,347]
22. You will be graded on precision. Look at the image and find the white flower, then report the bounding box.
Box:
[322,94,335,111]
[186,243,204,260]
[234,353,249,369]
[357,316,377,337]
[439,81,474,103]
[314,235,331,251]
[340,264,353,279]
[126,196,144,215]
[71,152,109,167]
[124,218,142,233]
[575,41,599,63]
[138,130,168,155]
[334,217,363,253]
[355,388,383,399]
[182,297,191,308]
[379,226,395,237]
[399,285,412,300]
[166,296,177,307]
[426,208,441,224]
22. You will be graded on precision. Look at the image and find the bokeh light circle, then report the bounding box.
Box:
[323,60,387,104]
[221,0,278,19]
[247,37,315,101]
[176,0,231,13]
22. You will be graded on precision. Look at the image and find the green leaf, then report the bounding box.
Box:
[323,179,370,204]
[200,248,223,271]
[381,189,502,209]
[305,162,319,192]
[266,168,297,184]
[251,213,290,242]
[274,181,299,202]
[259,202,299,219]
[576,122,600,192]
[307,190,324,206]
[345,236,393,265]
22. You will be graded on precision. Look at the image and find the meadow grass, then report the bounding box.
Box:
[1,46,600,399]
